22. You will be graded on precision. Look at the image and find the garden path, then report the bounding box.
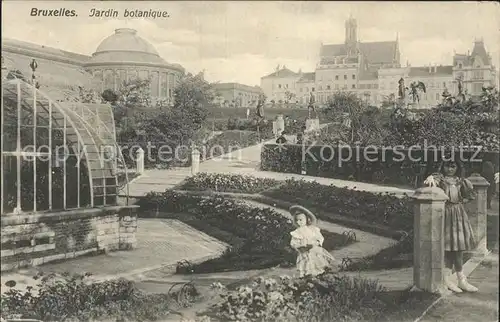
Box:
[126,131,415,198]
[417,253,498,322]
[0,219,228,295]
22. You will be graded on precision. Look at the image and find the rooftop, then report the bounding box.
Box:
[408,65,453,77]
[262,67,299,79]
[297,72,315,83]
[213,82,263,93]
[320,41,398,65]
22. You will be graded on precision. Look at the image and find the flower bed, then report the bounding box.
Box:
[262,179,414,233]
[177,173,282,193]
[137,191,353,273]
[202,273,438,322]
[1,272,176,321]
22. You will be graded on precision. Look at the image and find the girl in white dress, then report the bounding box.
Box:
[289,205,336,277]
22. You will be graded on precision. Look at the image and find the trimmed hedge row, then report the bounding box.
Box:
[261,144,500,187]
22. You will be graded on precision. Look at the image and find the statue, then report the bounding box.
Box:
[442,87,453,106]
[256,95,265,118]
[409,81,426,104]
[456,75,465,102]
[398,78,406,100]
[308,92,317,119]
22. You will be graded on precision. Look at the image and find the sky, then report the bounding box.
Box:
[2,1,499,86]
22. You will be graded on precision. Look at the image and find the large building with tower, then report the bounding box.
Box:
[261,17,497,109]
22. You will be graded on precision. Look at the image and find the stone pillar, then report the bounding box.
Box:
[191,148,200,175]
[411,186,449,294]
[119,211,138,250]
[136,147,144,174]
[276,115,285,134]
[466,173,490,255]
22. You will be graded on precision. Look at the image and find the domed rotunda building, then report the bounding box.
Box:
[84,28,184,104]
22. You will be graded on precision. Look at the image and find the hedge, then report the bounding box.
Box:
[261,144,500,188]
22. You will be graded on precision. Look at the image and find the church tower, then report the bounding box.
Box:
[345,16,358,56]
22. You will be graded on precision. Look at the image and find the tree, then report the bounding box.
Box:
[284,90,295,107]
[322,91,383,144]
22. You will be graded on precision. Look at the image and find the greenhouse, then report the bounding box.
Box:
[1,56,137,272]
[1,78,123,213]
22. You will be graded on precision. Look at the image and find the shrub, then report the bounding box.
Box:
[206,273,395,322]
[260,144,499,188]
[177,173,282,193]
[0,272,173,321]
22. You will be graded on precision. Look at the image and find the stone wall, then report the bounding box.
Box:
[0,206,138,272]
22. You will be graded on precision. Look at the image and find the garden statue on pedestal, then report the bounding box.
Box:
[456,75,466,102]
[408,81,426,106]
[306,92,320,131]
[307,92,317,119]
[398,77,406,101]
[442,87,453,106]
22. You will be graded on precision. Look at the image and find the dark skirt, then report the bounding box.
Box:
[444,203,476,251]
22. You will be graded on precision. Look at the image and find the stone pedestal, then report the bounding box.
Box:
[273,115,285,136]
[467,173,490,255]
[305,118,319,132]
[411,186,449,294]
[191,148,200,175]
[136,148,144,174]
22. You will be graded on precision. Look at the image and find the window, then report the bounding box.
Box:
[344,75,347,80]
[327,85,331,90]
[458,63,463,69]
[278,84,282,89]
[312,87,315,92]
[436,93,440,100]
[352,74,356,80]
[335,75,339,80]
[352,84,356,89]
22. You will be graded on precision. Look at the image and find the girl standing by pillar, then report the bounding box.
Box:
[424,160,478,293]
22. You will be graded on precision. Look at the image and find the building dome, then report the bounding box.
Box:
[88,28,176,66]
[95,28,160,56]
[85,28,184,101]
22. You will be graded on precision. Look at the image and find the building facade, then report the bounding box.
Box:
[212,82,263,107]
[2,28,185,106]
[260,65,302,103]
[261,17,498,109]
